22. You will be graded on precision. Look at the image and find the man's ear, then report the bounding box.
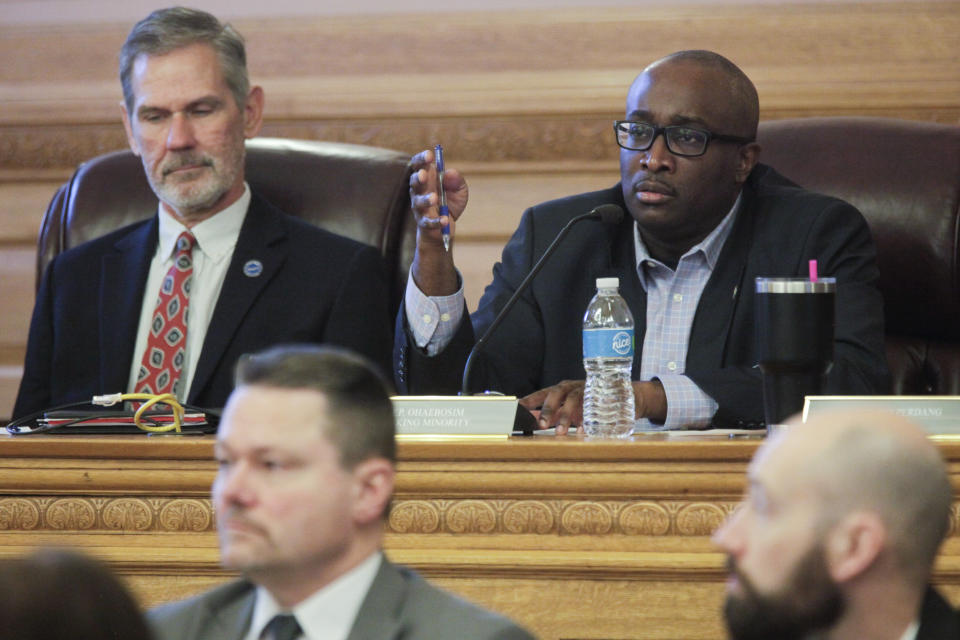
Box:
[734,142,761,183]
[120,102,141,157]
[351,458,395,526]
[825,511,886,583]
[242,86,265,139]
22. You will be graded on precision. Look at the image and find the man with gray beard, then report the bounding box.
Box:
[13,8,393,420]
[712,411,960,640]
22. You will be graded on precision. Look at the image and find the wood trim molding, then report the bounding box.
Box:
[3,435,960,637]
[1,2,957,170]
[0,495,738,536]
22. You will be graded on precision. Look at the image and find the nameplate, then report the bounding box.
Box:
[802,396,960,435]
[391,396,518,436]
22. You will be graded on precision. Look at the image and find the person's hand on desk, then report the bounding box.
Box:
[520,379,668,435]
[520,380,584,434]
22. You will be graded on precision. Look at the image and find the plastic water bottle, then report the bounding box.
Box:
[582,277,635,438]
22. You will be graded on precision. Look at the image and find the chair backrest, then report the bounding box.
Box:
[757,116,960,394]
[38,138,415,312]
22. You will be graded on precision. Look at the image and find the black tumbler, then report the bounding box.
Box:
[755,277,836,428]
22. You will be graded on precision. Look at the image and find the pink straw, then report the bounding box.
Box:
[809,259,819,282]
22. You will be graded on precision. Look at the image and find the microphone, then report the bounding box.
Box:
[460,203,625,428]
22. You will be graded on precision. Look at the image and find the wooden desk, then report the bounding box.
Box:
[2,433,959,639]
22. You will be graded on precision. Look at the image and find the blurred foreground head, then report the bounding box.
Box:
[712,411,952,640]
[214,345,396,606]
[0,548,153,640]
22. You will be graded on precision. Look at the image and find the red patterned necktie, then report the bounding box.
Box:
[135,231,195,398]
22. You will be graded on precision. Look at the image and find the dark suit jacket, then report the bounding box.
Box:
[395,164,890,428]
[918,587,960,639]
[147,558,535,640]
[14,191,393,419]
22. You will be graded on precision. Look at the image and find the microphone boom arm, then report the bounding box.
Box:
[460,204,624,395]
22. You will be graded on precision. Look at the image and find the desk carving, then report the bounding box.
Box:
[389,499,733,536]
[0,496,736,537]
[0,497,213,532]
[3,434,959,640]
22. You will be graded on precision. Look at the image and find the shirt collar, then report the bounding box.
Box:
[899,619,920,640]
[633,191,742,284]
[248,551,383,640]
[156,182,251,263]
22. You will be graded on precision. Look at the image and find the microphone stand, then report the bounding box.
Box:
[459,204,625,433]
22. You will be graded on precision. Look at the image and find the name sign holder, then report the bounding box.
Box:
[802,396,960,436]
[391,395,519,436]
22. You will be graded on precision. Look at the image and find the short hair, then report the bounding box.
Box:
[814,424,953,586]
[235,345,397,469]
[0,549,153,640]
[119,7,249,113]
[654,50,760,139]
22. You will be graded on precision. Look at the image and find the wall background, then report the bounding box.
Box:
[2,0,947,23]
[1,0,958,417]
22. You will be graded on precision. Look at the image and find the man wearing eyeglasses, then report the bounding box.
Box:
[395,49,890,432]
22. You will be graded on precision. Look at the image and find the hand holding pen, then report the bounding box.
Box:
[407,147,468,254]
[407,147,468,296]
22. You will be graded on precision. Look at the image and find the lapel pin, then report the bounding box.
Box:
[242,260,263,278]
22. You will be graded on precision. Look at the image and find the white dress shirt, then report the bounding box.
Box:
[244,552,383,640]
[899,619,919,640]
[126,185,250,400]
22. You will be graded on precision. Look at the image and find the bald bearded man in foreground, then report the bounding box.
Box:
[713,411,960,639]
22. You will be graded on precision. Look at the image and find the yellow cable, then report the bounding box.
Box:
[116,393,184,433]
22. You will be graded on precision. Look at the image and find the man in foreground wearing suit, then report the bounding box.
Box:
[395,50,889,432]
[149,345,535,640]
[713,411,960,639]
[13,8,392,419]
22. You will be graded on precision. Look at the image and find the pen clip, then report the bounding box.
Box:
[434,144,447,205]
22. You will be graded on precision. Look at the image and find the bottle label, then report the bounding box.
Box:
[583,328,635,359]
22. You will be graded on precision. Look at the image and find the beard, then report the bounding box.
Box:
[723,542,845,640]
[146,140,244,216]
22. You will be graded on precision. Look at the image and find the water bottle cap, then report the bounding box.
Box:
[596,277,619,289]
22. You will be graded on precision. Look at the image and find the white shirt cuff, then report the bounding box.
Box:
[404,272,466,356]
[639,374,717,430]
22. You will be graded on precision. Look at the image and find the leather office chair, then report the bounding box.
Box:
[39,122,960,395]
[757,117,960,394]
[38,138,415,313]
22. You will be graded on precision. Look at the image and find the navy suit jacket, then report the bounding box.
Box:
[14,191,393,418]
[395,164,890,428]
[918,587,960,639]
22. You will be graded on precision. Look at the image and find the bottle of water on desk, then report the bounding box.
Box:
[582,277,635,438]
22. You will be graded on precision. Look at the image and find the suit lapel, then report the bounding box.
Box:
[100,218,156,395]
[188,194,288,402]
[345,559,406,640]
[686,191,755,370]
[201,580,257,640]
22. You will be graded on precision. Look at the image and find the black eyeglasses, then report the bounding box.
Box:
[613,120,754,157]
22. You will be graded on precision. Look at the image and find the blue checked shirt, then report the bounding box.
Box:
[405,273,465,356]
[406,196,741,430]
[633,197,740,429]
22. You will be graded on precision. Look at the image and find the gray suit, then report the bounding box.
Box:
[148,559,536,640]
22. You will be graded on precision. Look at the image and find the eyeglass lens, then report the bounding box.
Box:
[617,123,709,156]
